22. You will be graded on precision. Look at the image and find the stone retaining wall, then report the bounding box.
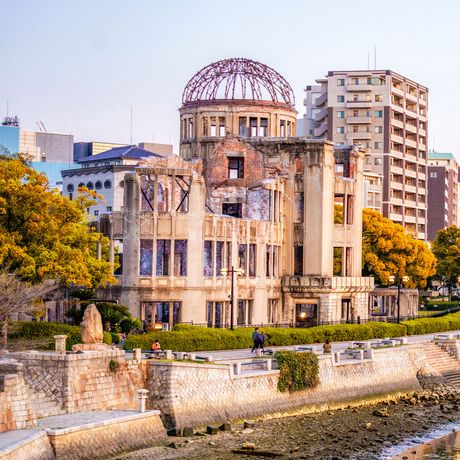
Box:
[47,411,166,460]
[148,345,428,429]
[441,341,460,360]
[0,432,54,460]
[0,360,37,433]
[11,350,147,414]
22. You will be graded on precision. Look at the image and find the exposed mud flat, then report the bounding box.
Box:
[114,388,460,460]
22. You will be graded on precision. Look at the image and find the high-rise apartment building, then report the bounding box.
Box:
[427,152,458,240]
[300,70,428,240]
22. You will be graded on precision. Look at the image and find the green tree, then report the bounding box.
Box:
[0,155,115,287]
[431,226,460,297]
[362,209,436,288]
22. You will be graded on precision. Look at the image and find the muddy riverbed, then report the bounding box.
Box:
[115,389,460,460]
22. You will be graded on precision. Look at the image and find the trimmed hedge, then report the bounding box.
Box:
[275,350,319,392]
[424,301,459,311]
[124,322,406,352]
[7,321,112,351]
[402,311,460,335]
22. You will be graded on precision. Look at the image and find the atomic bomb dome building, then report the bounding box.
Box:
[100,58,375,328]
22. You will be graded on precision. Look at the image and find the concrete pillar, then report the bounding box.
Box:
[303,144,335,276]
[121,173,141,316]
[234,362,242,375]
[133,348,142,360]
[137,389,149,413]
[352,149,364,276]
[165,350,173,360]
[54,335,67,353]
[266,359,272,371]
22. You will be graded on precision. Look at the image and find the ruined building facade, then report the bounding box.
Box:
[100,58,374,327]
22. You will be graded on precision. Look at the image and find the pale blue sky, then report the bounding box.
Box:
[1,0,460,155]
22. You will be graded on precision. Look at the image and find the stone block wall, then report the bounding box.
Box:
[47,412,166,460]
[0,360,37,433]
[11,350,147,414]
[441,341,460,360]
[148,345,426,429]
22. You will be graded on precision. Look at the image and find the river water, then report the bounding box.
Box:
[382,422,460,459]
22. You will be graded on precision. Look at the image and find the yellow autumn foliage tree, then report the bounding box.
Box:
[0,154,115,287]
[362,209,436,288]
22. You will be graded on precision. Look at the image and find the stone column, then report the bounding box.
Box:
[54,335,67,353]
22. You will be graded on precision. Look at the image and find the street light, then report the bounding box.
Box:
[221,266,244,330]
[388,275,410,324]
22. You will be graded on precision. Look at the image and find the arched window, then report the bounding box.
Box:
[119,180,124,188]
[95,181,102,190]
[104,180,112,189]
[78,182,85,188]
[67,184,74,193]
[87,182,94,190]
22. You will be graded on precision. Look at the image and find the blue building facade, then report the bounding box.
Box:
[0,126,20,154]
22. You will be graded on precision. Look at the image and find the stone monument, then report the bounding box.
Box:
[72,304,111,351]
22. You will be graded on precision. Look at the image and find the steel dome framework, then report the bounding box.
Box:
[182,58,295,108]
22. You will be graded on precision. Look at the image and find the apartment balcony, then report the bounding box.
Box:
[390,181,404,190]
[419,97,427,107]
[405,123,417,134]
[391,119,404,129]
[405,184,417,193]
[391,197,403,205]
[418,171,426,180]
[390,212,403,221]
[418,187,426,195]
[406,92,418,103]
[417,232,426,240]
[346,100,372,108]
[365,183,381,192]
[346,116,372,124]
[315,92,328,106]
[314,123,328,137]
[391,133,404,144]
[404,198,417,207]
[405,169,417,178]
[391,103,405,114]
[404,215,417,224]
[314,108,328,122]
[392,87,405,97]
[419,127,426,137]
[406,107,418,118]
[390,165,403,175]
[405,138,418,149]
[346,132,372,142]
[346,84,372,92]
[418,216,426,224]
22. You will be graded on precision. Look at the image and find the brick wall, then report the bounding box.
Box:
[0,360,37,433]
[147,345,428,429]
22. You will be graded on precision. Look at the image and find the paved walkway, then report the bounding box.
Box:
[172,330,460,361]
[0,410,144,453]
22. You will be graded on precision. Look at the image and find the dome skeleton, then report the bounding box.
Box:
[182,58,295,108]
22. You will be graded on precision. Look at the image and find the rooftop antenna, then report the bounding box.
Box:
[367,51,370,70]
[130,106,133,144]
[6,99,8,118]
[374,46,377,70]
[36,121,43,132]
[40,121,47,132]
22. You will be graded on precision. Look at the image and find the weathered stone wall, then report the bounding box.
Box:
[0,432,54,460]
[440,341,460,360]
[47,412,166,460]
[148,345,427,429]
[0,360,37,433]
[11,350,147,414]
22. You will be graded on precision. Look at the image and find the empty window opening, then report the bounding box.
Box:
[202,117,208,136]
[346,197,354,225]
[341,299,351,322]
[188,119,194,138]
[207,301,225,328]
[210,117,217,137]
[249,244,256,277]
[267,299,278,324]
[174,240,187,276]
[156,240,170,276]
[280,120,286,137]
[294,245,303,276]
[228,157,244,179]
[260,118,268,136]
[334,195,345,224]
[250,117,258,137]
[266,245,272,277]
[239,117,247,137]
[222,202,242,218]
[219,117,226,136]
[296,303,317,323]
[204,240,213,276]
[238,244,247,273]
[333,247,344,276]
[139,239,153,276]
[237,299,253,326]
[216,241,224,275]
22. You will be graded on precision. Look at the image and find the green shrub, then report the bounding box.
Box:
[402,312,460,335]
[109,359,120,372]
[110,332,120,344]
[275,350,319,392]
[8,321,112,350]
[120,317,142,334]
[425,301,459,311]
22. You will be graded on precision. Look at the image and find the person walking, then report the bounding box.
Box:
[251,327,260,352]
[257,330,266,353]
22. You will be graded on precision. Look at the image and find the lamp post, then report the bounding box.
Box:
[388,275,410,323]
[221,266,244,330]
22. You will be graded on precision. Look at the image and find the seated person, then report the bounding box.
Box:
[151,340,161,351]
[323,339,332,353]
